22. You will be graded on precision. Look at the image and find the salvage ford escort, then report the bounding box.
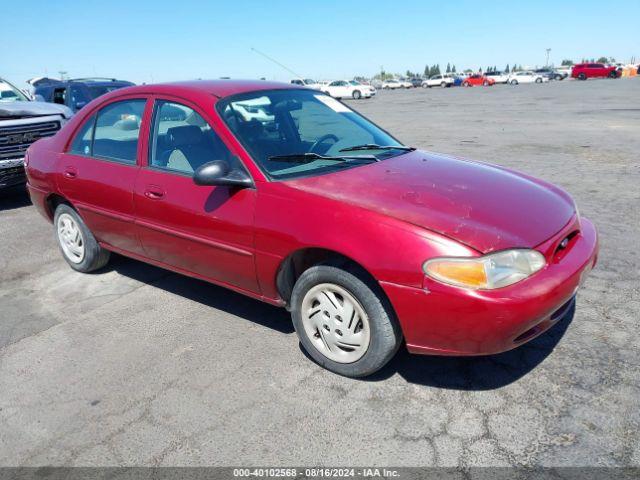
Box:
[25,80,598,377]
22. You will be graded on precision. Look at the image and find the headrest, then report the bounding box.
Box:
[167,125,204,147]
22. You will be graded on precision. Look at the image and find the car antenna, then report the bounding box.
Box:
[250,47,304,82]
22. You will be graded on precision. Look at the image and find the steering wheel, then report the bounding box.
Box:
[309,134,339,154]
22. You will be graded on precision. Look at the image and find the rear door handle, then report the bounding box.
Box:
[63,166,77,179]
[144,185,165,200]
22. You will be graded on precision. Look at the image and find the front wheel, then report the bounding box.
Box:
[535,77,543,83]
[291,265,402,377]
[483,80,489,86]
[510,79,518,85]
[463,81,470,87]
[352,90,362,100]
[441,82,447,88]
[54,204,110,272]
[578,73,587,80]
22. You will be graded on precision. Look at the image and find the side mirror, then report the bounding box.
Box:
[193,160,253,188]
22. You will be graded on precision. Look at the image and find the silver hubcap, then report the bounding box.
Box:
[300,283,370,363]
[57,213,85,263]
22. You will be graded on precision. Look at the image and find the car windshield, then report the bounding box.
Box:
[217,89,406,180]
[0,79,30,103]
[304,79,316,84]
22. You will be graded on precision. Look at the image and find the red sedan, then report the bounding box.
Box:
[571,63,620,80]
[25,81,598,377]
[462,74,496,87]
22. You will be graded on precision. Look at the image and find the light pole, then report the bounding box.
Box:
[545,48,551,67]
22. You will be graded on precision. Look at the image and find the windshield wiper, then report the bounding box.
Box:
[268,152,379,163]
[338,144,416,153]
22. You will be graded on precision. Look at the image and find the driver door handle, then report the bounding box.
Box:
[144,185,165,200]
[63,166,77,179]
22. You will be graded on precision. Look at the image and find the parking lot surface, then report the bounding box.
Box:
[1,79,639,467]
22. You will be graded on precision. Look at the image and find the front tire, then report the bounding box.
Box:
[535,77,543,83]
[352,90,362,100]
[510,79,518,85]
[291,265,402,378]
[578,73,587,80]
[54,204,110,272]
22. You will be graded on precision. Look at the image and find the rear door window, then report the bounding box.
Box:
[92,99,146,164]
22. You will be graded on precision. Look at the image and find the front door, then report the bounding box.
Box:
[58,97,148,255]
[133,97,259,294]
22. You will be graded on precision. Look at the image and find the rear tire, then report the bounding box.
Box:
[483,80,489,86]
[463,81,470,87]
[54,204,110,272]
[578,73,587,80]
[609,70,618,78]
[535,77,543,83]
[441,82,447,88]
[291,265,402,378]
[510,79,518,85]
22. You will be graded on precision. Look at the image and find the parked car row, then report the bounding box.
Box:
[371,63,626,92]
[290,78,376,99]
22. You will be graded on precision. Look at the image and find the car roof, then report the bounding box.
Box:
[112,80,304,99]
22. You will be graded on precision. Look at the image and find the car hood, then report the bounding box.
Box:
[0,101,73,119]
[286,151,576,253]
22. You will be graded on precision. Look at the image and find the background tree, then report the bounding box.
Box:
[451,65,456,73]
[596,56,610,64]
[424,64,430,77]
[446,63,451,73]
[561,59,574,66]
[505,64,510,73]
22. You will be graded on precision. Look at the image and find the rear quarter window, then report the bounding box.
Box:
[69,114,96,155]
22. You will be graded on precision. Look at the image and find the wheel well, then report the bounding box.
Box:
[276,248,380,309]
[45,193,71,220]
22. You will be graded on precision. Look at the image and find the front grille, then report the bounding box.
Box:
[0,121,60,161]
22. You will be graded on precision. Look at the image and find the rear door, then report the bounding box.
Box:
[133,96,259,294]
[58,96,149,255]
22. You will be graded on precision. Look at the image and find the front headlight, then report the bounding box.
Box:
[423,249,546,290]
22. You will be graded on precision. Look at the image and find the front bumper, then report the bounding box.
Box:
[0,158,26,190]
[381,217,599,356]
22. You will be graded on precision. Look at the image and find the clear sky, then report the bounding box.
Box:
[3,0,638,87]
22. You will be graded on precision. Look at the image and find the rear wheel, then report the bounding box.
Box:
[54,204,110,272]
[463,81,470,87]
[352,90,362,99]
[510,79,518,85]
[578,73,587,80]
[291,265,402,377]
[609,70,618,78]
[483,80,489,86]
[440,82,447,88]
[535,77,543,83]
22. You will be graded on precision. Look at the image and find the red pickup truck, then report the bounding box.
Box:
[571,63,620,80]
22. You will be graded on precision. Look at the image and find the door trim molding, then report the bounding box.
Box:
[135,218,253,257]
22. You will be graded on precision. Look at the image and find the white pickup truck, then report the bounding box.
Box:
[0,77,73,191]
[421,74,455,88]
